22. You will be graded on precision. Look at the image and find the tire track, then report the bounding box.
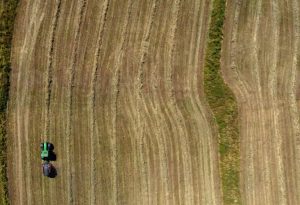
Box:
[66,0,87,203]
[89,1,109,204]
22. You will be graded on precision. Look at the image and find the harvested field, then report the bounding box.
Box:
[222,0,300,204]
[7,0,223,204]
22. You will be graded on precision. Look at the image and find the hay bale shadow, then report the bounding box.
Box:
[48,166,57,178]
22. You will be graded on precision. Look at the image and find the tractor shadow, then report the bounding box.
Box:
[49,166,57,178]
[48,151,57,161]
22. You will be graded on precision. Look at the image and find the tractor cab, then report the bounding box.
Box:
[40,142,53,160]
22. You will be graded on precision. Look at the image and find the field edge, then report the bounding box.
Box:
[0,0,19,204]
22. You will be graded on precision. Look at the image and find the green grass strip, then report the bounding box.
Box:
[204,0,241,204]
[0,0,19,204]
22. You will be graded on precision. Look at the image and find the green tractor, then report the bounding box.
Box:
[40,142,54,161]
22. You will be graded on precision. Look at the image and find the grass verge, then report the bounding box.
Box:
[204,0,241,204]
[0,0,19,204]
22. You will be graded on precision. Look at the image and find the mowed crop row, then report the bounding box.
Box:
[8,0,223,204]
[222,0,300,204]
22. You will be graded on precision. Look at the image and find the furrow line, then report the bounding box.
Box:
[269,1,287,203]
[222,0,248,101]
[252,0,263,97]
[66,0,87,204]
[42,1,61,204]
[151,104,172,204]
[45,0,62,139]
[44,0,61,201]
[137,0,158,89]
[249,0,263,203]
[188,2,206,204]
[15,4,32,203]
[164,0,196,204]
[16,2,44,204]
[167,2,206,204]
[150,3,177,203]
[141,101,158,204]
[160,99,186,204]
[152,1,188,202]
[110,1,133,203]
[89,1,109,204]
[190,0,208,121]
[166,0,180,104]
[136,0,159,203]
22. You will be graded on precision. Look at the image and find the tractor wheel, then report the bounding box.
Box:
[48,143,54,150]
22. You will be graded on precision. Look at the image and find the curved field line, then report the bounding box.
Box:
[175,0,222,203]
[148,3,174,203]
[135,0,158,204]
[15,2,45,204]
[164,1,197,204]
[66,0,88,203]
[89,0,109,204]
[247,1,286,203]
[222,0,300,204]
[43,1,61,203]
[186,1,208,204]
[161,3,187,203]
[136,1,159,203]
[9,1,224,204]
[190,0,222,203]
[110,1,133,203]
[45,0,62,139]
[269,1,288,203]
[246,1,262,203]
[222,0,249,100]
